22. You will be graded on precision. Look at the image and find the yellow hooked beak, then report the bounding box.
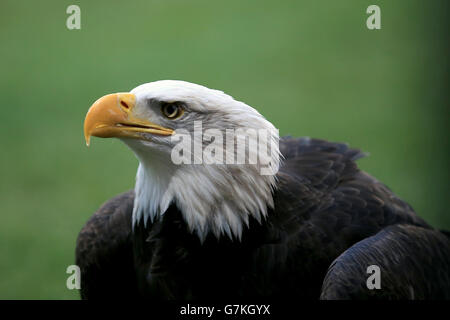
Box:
[84,93,174,146]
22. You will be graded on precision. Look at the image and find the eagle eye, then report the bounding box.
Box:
[161,102,184,119]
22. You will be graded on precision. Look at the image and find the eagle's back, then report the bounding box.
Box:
[247,137,431,297]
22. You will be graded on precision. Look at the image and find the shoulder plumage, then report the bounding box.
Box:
[280,136,366,162]
[75,190,136,299]
[277,137,366,193]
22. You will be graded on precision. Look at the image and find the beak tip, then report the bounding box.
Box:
[85,135,91,147]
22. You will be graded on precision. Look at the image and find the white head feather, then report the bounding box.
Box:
[122,80,280,241]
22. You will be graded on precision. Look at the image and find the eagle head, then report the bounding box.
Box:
[84,80,280,241]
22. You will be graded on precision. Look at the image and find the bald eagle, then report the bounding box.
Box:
[77,80,450,300]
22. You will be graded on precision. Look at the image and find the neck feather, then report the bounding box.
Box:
[132,160,277,241]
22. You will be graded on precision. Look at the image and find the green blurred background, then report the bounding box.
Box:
[0,0,448,299]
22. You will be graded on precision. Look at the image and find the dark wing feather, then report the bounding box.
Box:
[320,224,450,299]
[246,137,432,298]
[75,190,137,299]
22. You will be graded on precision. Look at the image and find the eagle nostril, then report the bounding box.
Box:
[120,100,130,110]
